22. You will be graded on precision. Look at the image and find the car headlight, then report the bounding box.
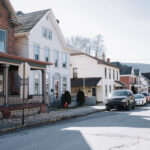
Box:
[122,99,127,102]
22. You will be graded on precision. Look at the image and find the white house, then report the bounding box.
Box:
[14,9,71,102]
[70,53,120,102]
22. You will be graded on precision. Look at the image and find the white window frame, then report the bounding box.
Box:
[34,72,40,95]
[54,50,59,68]
[62,76,67,94]
[42,27,52,40]
[62,52,67,68]
[46,73,50,95]
[34,43,40,60]
[45,47,50,62]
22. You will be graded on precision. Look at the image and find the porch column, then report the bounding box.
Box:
[42,70,46,103]
[3,64,10,106]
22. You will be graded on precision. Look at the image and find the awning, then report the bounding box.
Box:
[115,80,127,87]
[0,52,53,70]
[71,77,102,87]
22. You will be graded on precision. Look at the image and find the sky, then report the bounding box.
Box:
[10,0,150,64]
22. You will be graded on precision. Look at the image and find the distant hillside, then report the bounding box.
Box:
[122,63,150,73]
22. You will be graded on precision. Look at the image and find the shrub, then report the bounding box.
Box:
[61,91,71,108]
[77,90,85,106]
[131,85,137,94]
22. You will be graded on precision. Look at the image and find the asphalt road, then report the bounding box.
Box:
[0,105,150,150]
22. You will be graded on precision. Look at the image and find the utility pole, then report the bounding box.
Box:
[22,62,25,125]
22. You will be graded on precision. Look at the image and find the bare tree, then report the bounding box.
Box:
[92,34,104,58]
[67,34,104,59]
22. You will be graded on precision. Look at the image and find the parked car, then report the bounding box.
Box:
[106,90,135,111]
[140,92,150,104]
[134,94,146,106]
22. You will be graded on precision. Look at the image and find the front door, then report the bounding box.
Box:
[54,80,59,99]
[92,88,96,96]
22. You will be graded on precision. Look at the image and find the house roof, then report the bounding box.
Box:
[71,53,119,69]
[0,52,52,69]
[115,80,128,87]
[142,73,150,80]
[3,0,17,19]
[15,9,50,33]
[112,62,133,75]
[120,66,133,75]
[134,69,140,76]
[71,77,102,87]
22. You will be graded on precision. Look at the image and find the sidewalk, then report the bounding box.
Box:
[0,104,106,133]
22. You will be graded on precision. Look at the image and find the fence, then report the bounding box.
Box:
[0,95,50,131]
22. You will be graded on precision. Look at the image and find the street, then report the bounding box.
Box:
[0,105,150,150]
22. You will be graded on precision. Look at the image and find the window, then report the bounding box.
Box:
[92,88,96,96]
[109,85,111,94]
[34,44,40,60]
[105,68,107,79]
[54,51,59,67]
[34,72,39,95]
[46,73,49,94]
[113,70,115,80]
[42,28,52,40]
[42,28,47,38]
[62,53,67,68]
[62,76,67,94]
[47,30,52,40]
[117,71,119,80]
[45,48,50,62]
[73,68,78,78]
[105,85,108,97]
[0,71,3,93]
[109,69,111,79]
[0,29,6,52]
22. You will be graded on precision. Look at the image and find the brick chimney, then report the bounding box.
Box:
[107,58,110,63]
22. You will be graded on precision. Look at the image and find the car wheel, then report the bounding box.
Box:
[106,106,111,111]
[132,105,135,109]
[126,102,131,110]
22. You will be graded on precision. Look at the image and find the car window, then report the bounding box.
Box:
[111,91,128,97]
[134,94,142,99]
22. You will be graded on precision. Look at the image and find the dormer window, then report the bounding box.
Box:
[0,29,6,52]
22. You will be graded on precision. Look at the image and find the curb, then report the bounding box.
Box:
[0,108,106,134]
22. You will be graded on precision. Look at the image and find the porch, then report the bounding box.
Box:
[0,52,52,117]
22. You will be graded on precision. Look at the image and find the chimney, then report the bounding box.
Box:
[102,52,105,61]
[107,58,110,63]
[56,19,60,24]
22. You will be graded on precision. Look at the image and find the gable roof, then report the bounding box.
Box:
[71,53,119,69]
[71,77,102,87]
[115,80,128,87]
[120,66,132,75]
[15,9,50,33]
[142,73,150,80]
[3,0,17,19]
[134,69,140,76]
[112,62,133,75]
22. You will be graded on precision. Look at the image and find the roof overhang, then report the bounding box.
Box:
[71,77,102,87]
[4,0,17,20]
[0,52,53,70]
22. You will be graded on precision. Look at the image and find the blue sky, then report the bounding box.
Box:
[11,0,150,63]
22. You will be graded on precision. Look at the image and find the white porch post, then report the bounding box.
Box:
[3,64,10,106]
[42,70,46,103]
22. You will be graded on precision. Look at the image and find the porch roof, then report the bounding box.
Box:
[115,80,128,87]
[71,77,102,87]
[0,52,53,69]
